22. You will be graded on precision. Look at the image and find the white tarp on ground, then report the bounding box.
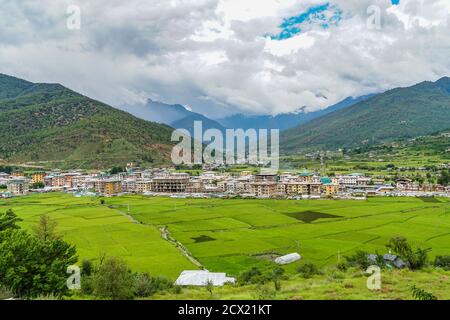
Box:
[275,253,301,265]
[175,271,236,287]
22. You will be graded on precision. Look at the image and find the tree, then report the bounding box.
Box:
[0,229,77,298]
[110,167,125,175]
[31,182,45,189]
[0,209,22,233]
[81,259,93,276]
[437,170,449,186]
[297,263,320,278]
[271,268,285,291]
[93,257,134,300]
[32,214,59,241]
[386,236,429,270]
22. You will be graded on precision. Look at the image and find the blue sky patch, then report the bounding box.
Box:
[270,3,343,40]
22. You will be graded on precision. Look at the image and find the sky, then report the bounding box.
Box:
[0,0,449,118]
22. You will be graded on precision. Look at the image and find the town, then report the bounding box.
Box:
[1,164,450,199]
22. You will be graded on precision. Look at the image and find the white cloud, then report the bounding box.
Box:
[0,0,449,117]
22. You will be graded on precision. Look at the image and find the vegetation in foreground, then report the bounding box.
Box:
[1,193,449,300]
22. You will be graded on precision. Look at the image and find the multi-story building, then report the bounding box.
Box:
[298,172,314,183]
[122,179,137,193]
[322,183,339,197]
[135,180,152,193]
[11,171,24,177]
[31,172,46,184]
[187,179,203,193]
[151,173,189,193]
[7,178,29,196]
[249,182,278,198]
[95,179,122,195]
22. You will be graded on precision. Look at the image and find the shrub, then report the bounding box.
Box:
[81,259,93,276]
[93,257,134,300]
[411,285,437,300]
[133,273,173,297]
[336,262,348,272]
[81,275,94,295]
[237,267,264,285]
[253,285,276,300]
[344,251,372,270]
[434,256,450,270]
[297,263,320,279]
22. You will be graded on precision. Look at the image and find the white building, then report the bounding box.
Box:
[175,270,235,287]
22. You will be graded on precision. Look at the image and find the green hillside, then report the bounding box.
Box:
[281,77,450,153]
[0,74,175,169]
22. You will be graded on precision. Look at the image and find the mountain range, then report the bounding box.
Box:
[281,77,450,153]
[1,73,449,169]
[0,74,174,169]
[217,95,373,131]
[125,95,372,134]
[123,99,226,136]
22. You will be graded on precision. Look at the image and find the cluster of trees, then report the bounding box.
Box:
[0,166,14,174]
[438,170,450,186]
[0,210,77,299]
[110,167,126,175]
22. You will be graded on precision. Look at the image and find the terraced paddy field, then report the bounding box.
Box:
[2,194,450,279]
[106,195,450,276]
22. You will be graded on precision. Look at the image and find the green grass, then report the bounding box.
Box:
[0,193,197,279]
[150,267,450,300]
[104,195,450,276]
[2,193,450,287]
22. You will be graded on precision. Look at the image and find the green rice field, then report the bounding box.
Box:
[1,193,450,279]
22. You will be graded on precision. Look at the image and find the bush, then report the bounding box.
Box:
[252,285,276,300]
[133,273,174,297]
[81,276,94,295]
[93,257,134,300]
[434,256,450,270]
[237,267,264,285]
[297,263,320,279]
[411,285,437,300]
[344,251,372,270]
[336,262,348,272]
[81,259,93,276]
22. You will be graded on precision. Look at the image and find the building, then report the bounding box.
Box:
[7,178,29,196]
[104,180,122,196]
[135,180,152,193]
[175,271,235,287]
[95,179,122,196]
[249,182,277,197]
[152,173,189,193]
[255,173,278,182]
[31,172,46,184]
[322,183,339,197]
